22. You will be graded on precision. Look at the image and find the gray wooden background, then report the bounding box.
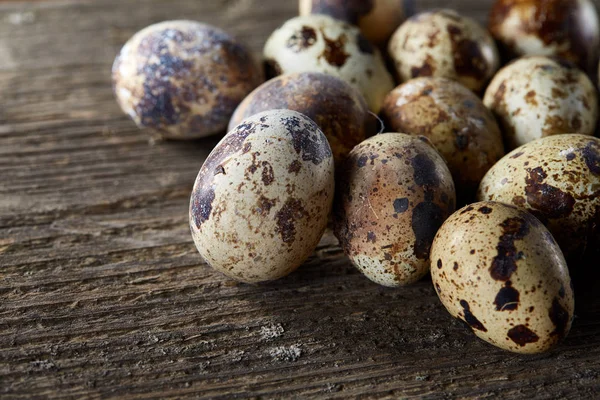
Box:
[1,0,599,398]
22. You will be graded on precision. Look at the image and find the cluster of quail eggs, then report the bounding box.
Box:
[112,0,600,355]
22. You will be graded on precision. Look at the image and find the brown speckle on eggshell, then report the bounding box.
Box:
[382,77,504,200]
[477,134,600,261]
[189,110,334,283]
[263,15,394,112]
[388,9,500,92]
[112,20,263,139]
[334,133,456,286]
[483,56,598,150]
[228,72,376,164]
[431,201,574,354]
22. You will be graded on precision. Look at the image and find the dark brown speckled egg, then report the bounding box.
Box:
[489,0,600,76]
[112,20,263,139]
[334,133,456,286]
[477,134,600,261]
[388,9,499,93]
[228,72,376,164]
[382,77,504,200]
[431,201,574,354]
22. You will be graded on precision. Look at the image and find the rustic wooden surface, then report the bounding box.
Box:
[1,0,600,398]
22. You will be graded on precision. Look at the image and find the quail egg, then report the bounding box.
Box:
[477,134,600,261]
[299,0,412,45]
[431,201,574,354]
[263,15,394,112]
[483,56,598,150]
[229,72,376,164]
[489,0,600,75]
[382,77,504,200]
[388,9,500,93]
[334,133,456,286]
[190,110,334,283]
[113,20,263,139]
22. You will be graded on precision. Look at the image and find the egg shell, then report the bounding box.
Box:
[263,15,394,113]
[483,56,598,151]
[299,0,412,45]
[431,201,574,354]
[477,134,600,261]
[189,110,334,283]
[388,9,500,93]
[382,77,505,199]
[334,133,456,286]
[112,20,263,139]
[489,0,600,76]
[228,72,376,164]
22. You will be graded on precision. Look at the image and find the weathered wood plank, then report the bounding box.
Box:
[1,0,600,398]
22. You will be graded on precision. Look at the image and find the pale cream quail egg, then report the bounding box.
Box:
[431,201,574,354]
[190,109,334,283]
[483,56,598,150]
[263,15,394,112]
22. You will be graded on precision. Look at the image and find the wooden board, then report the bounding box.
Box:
[1,0,599,398]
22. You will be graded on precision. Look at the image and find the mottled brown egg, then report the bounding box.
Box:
[489,0,600,76]
[263,15,394,112]
[112,20,263,139]
[334,133,456,286]
[483,56,598,150]
[477,134,600,261]
[382,77,505,200]
[299,0,412,45]
[228,72,376,164]
[431,201,574,354]
[190,110,334,283]
[388,9,500,93]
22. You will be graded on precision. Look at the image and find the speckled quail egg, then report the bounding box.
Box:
[483,56,598,151]
[477,134,600,261]
[229,72,376,165]
[299,0,413,46]
[189,110,334,283]
[388,9,500,93]
[263,15,394,113]
[489,0,600,76]
[112,20,263,139]
[382,77,504,200]
[334,133,456,286]
[431,201,574,354]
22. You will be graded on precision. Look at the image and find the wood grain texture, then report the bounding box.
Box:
[1,0,599,398]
